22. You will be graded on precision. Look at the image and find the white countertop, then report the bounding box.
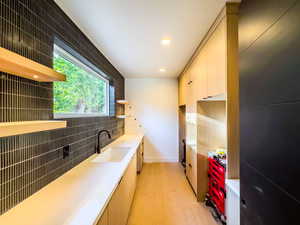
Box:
[226,179,240,197]
[0,134,144,225]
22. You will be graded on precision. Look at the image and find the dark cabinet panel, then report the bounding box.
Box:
[240,0,300,224]
[241,162,300,225]
[239,0,297,53]
[240,1,300,107]
[241,102,300,201]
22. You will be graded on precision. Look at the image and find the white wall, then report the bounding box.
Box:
[125,78,178,163]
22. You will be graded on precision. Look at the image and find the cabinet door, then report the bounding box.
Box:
[108,154,137,225]
[206,18,226,97]
[186,145,197,195]
[97,208,108,225]
[185,146,193,190]
[108,181,126,225]
[190,148,198,194]
[179,73,188,106]
[137,144,143,173]
[215,18,226,96]
[125,154,137,211]
[192,50,207,101]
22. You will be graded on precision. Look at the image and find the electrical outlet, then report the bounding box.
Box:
[63,145,70,159]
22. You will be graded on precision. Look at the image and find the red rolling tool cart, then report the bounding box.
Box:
[206,155,226,224]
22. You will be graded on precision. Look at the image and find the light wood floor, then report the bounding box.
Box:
[127,163,218,225]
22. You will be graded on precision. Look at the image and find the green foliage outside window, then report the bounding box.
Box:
[53,55,107,115]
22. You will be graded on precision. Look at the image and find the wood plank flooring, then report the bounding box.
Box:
[127,163,218,225]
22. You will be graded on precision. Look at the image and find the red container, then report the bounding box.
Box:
[208,158,226,216]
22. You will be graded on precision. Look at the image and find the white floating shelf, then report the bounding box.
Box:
[116,115,127,119]
[0,120,67,138]
[0,47,66,82]
[116,100,129,104]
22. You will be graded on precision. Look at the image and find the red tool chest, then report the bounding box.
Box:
[207,157,226,222]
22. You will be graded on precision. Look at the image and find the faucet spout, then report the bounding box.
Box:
[96,129,112,154]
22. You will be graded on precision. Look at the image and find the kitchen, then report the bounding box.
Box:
[1,0,299,225]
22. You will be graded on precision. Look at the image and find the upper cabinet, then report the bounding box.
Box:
[178,15,227,104]
[178,72,188,106]
[206,18,226,97]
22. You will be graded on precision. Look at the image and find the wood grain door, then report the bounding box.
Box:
[192,49,207,101]
[179,72,188,106]
[96,208,108,225]
[108,180,126,225]
[206,18,226,97]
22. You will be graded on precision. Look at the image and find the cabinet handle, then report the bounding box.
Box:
[241,198,247,209]
[188,163,192,168]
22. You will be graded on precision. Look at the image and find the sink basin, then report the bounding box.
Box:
[92,147,131,163]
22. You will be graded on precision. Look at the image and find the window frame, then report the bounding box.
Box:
[53,43,110,119]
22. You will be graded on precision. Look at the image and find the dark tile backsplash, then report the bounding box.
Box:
[0,0,124,214]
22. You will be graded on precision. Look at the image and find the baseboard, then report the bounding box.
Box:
[144,157,179,163]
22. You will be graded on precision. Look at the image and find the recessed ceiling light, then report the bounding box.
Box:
[159,68,166,72]
[161,38,171,46]
[33,75,39,79]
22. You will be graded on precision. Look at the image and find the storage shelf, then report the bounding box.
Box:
[0,47,66,82]
[116,100,129,104]
[116,115,127,119]
[0,120,67,137]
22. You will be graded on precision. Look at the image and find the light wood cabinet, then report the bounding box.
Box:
[108,180,126,225]
[179,2,239,200]
[206,18,226,98]
[97,208,108,225]
[178,72,188,106]
[185,146,197,193]
[192,50,207,101]
[178,17,226,105]
[98,153,137,225]
[137,139,144,173]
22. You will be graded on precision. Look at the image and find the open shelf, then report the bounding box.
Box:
[116,115,127,119]
[0,47,66,82]
[0,120,67,137]
[116,100,129,104]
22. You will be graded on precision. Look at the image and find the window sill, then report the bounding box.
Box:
[54,113,110,119]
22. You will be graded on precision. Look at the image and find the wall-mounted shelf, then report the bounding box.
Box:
[116,100,129,104]
[0,47,66,82]
[0,120,67,138]
[116,115,127,119]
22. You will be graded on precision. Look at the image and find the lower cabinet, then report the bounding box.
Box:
[97,153,137,225]
[137,138,144,173]
[186,146,197,194]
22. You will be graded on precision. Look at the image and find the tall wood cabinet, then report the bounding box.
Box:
[178,3,239,201]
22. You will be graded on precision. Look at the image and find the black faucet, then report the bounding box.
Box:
[96,129,112,154]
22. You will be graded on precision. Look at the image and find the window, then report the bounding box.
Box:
[53,45,109,118]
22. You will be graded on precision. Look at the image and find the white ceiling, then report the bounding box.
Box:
[55,0,226,78]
